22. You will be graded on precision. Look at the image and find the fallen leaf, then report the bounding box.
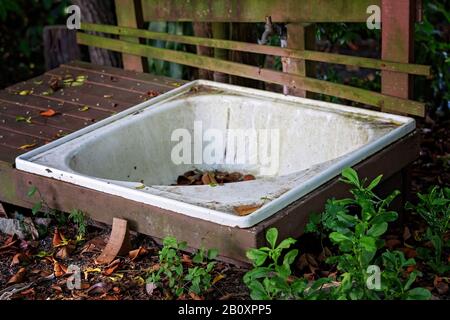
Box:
[401,247,417,259]
[181,254,193,266]
[18,143,37,150]
[87,282,110,296]
[16,116,32,123]
[146,90,159,97]
[189,292,204,300]
[11,253,29,266]
[146,282,157,295]
[403,226,412,241]
[53,261,67,277]
[233,204,262,216]
[243,174,256,181]
[18,90,33,96]
[129,246,149,261]
[56,244,75,259]
[8,267,27,284]
[103,94,113,98]
[21,288,35,297]
[434,276,449,295]
[52,228,64,247]
[78,105,89,112]
[40,109,57,117]
[212,274,225,285]
[84,267,102,280]
[33,80,43,85]
[103,259,121,276]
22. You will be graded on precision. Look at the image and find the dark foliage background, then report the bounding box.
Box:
[0,0,448,113]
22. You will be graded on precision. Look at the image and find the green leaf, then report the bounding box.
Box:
[31,201,42,215]
[283,249,298,266]
[277,238,296,250]
[367,222,388,237]
[360,236,377,252]
[246,249,268,266]
[341,167,360,187]
[248,281,270,300]
[207,248,219,260]
[27,186,37,197]
[406,287,431,300]
[367,174,383,190]
[329,232,351,243]
[266,228,278,248]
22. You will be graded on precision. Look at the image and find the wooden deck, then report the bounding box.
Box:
[0,61,419,263]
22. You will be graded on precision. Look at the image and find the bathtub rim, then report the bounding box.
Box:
[15,80,416,228]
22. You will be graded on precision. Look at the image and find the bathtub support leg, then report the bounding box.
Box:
[95,217,131,265]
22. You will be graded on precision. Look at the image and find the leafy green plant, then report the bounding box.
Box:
[27,186,66,225]
[27,186,87,236]
[147,236,218,297]
[244,228,332,300]
[406,186,450,274]
[68,209,87,237]
[305,168,431,300]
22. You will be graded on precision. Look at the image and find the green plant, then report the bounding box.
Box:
[406,186,450,274]
[68,209,87,237]
[244,228,332,300]
[147,236,218,297]
[27,186,66,225]
[305,168,431,300]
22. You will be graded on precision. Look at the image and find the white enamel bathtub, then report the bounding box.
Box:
[15,80,415,228]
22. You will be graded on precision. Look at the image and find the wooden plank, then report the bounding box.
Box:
[0,100,89,132]
[80,23,430,76]
[141,0,380,23]
[0,93,113,124]
[381,0,415,114]
[0,132,419,262]
[114,0,146,72]
[0,127,49,149]
[77,33,426,116]
[285,23,316,97]
[63,61,184,89]
[0,145,23,164]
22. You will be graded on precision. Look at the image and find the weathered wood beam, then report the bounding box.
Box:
[114,0,146,72]
[285,23,316,97]
[77,33,425,116]
[381,0,416,114]
[141,0,380,23]
[80,23,430,76]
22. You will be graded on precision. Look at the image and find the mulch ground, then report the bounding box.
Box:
[0,113,448,300]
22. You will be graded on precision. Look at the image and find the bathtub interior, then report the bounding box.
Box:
[66,89,395,187]
[17,81,413,224]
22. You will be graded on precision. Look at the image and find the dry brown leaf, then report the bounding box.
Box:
[128,246,149,261]
[385,239,402,250]
[181,254,192,265]
[233,204,262,216]
[8,267,26,284]
[11,253,28,266]
[189,292,204,300]
[403,226,412,241]
[40,109,57,117]
[53,261,67,277]
[401,247,417,259]
[434,276,449,295]
[243,174,255,181]
[52,228,63,247]
[56,244,75,259]
[103,259,121,276]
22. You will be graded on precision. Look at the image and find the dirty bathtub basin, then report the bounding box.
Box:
[15,80,415,228]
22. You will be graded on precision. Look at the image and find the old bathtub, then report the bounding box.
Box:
[15,80,415,228]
